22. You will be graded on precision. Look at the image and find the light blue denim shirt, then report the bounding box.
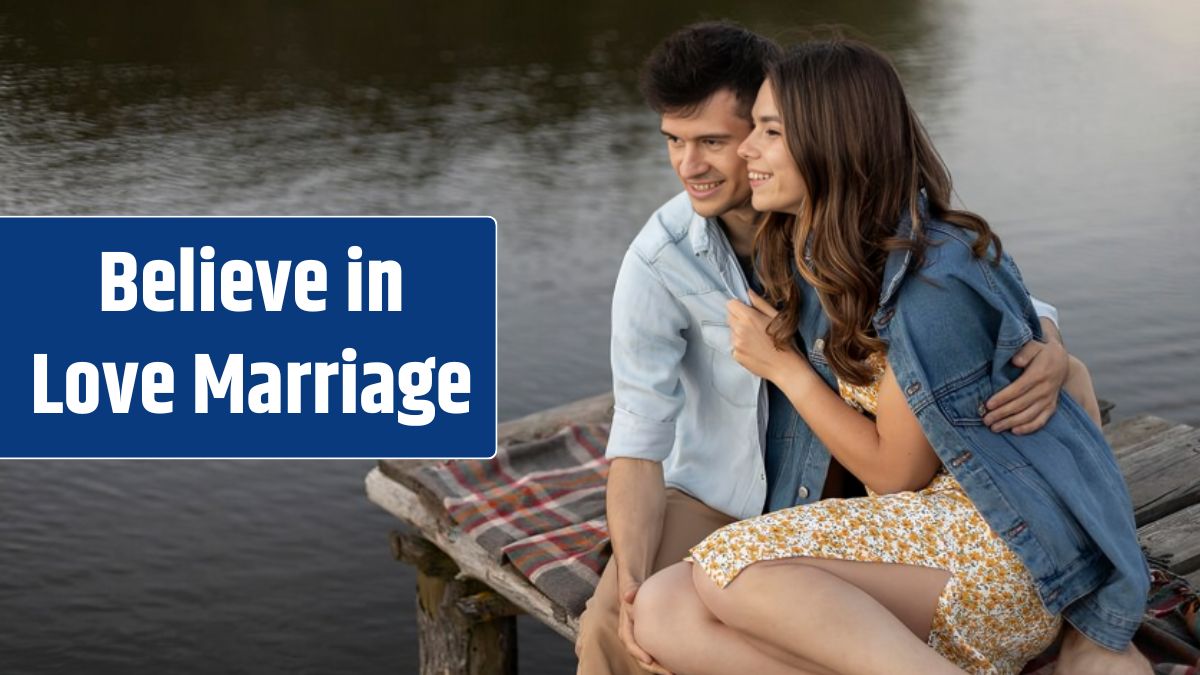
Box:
[790,198,1147,649]
[608,192,773,520]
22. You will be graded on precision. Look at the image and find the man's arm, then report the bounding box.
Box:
[605,458,667,666]
[607,459,667,592]
[600,246,688,671]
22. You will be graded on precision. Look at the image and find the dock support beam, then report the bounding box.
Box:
[391,529,519,675]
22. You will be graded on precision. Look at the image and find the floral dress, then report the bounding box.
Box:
[688,353,1062,674]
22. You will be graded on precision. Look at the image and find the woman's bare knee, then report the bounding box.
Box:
[633,562,693,659]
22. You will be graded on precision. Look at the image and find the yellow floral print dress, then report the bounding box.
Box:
[688,352,1062,674]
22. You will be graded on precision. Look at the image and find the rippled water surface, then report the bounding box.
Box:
[2,1,1197,672]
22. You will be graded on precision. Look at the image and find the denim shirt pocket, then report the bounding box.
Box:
[699,320,757,408]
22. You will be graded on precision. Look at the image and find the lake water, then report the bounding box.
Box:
[1,1,1197,672]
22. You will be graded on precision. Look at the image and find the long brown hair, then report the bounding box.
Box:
[755,39,1001,385]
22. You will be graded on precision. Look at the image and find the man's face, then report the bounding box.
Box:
[660,89,754,219]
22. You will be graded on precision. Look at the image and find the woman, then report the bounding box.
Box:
[630,40,1151,675]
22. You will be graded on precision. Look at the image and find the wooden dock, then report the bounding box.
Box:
[365,392,1200,673]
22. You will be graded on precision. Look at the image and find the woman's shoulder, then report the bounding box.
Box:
[888,219,1004,316]
[916,220,998,278]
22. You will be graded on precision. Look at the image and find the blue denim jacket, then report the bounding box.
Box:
[757,248,1062,514]
[791,200,1148,649]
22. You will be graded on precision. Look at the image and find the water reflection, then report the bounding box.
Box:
[1,1,1197,673]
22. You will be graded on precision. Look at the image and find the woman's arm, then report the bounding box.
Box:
[728,292,941,494]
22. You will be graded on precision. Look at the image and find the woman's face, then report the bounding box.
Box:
[737,80,807,214]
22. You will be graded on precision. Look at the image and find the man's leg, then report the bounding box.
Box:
[1064,355,1103,426]
[576,489,736,675]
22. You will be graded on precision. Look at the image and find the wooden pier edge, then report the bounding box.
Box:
[366,468,581,641]
[368,393,1200,673]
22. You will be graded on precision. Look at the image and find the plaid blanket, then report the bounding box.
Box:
[411,423,612,616]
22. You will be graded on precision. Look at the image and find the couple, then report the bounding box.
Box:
[577,22,1151,675]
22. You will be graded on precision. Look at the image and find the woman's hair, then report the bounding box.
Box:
[755,38,1002,385]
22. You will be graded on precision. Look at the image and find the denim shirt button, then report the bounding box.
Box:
[877,307,895,326]
[950,450,972,467]
[977,401,989,417]
[797,486,809,500]
[905,382,922,396]
[813,338,825,353]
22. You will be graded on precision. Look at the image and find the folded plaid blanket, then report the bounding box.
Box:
[411,423,612,616]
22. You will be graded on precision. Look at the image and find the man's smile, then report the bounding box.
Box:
[686,179,725,197]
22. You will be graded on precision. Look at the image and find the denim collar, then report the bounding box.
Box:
[878,191,929,308]
[688,209,714,255]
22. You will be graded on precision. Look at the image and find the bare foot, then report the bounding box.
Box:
[1053,625,1153,675]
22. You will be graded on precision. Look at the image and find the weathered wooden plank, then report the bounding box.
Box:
[1114,423,1194,470]
[391,529,461,579]
[365,467,579,641]
[1139,502,1200,575]
[1187,569,1200,589]
[495,391,614,447]
[1105,415,1178,457]
[1118,425,1200,526]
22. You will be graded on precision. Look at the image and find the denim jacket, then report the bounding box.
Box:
[792,199,1148,649]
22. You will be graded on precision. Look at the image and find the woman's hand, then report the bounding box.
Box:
[725,290,806,382]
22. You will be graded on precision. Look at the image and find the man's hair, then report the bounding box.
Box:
[640,21,781,119]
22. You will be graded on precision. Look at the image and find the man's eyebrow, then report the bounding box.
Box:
[659,130,735,141]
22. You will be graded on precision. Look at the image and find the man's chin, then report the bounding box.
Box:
[687,197,729,219]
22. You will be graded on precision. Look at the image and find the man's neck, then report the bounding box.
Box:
[717,204,760,259]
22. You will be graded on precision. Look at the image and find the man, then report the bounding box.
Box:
[576,22,1092,675]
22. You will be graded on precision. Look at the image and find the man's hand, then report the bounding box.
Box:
[984,327,1069,434]
[617,583,673,674]
[605,459,668,671]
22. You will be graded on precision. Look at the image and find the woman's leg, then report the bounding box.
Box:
[692,556,967,675]
[634,561,838,675]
